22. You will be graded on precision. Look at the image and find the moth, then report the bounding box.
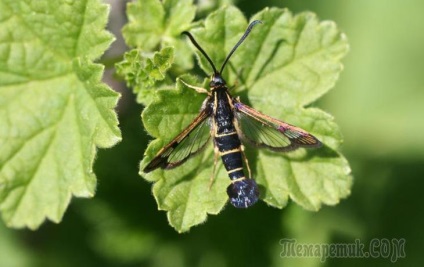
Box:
[143,20,322,208]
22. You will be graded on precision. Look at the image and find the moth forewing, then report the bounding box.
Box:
[143,107,212,173]
[233,101,322,151]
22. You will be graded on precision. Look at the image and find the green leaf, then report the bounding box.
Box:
[246,8,351,209]
[141,6,351,232]
[122,0,196,69]
[0,0,121,229]
[116,47,174,105]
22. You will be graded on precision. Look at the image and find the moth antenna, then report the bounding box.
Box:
[182,31,218,74]
[219,20,262,74]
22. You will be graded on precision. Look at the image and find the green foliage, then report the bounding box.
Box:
[136,6,351,232]
[116,47,174,105]
[0,0,120,229]
[2,0,424,266]
[123,0,196,69]
[0,0,351,233]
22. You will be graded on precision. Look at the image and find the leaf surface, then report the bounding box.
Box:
[141,6,351,232]
[0,0,121,229]
[123,0,196,69]
[116,47,174,105]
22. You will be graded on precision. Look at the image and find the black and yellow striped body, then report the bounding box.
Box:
[213,88,244,180]
[209,86,259,208]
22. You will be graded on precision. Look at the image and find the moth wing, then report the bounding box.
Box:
[143,108,212,172]
[234,101,321,152]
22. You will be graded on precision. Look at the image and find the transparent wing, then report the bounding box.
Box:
[143,109,212,172]
[234,101,321,152]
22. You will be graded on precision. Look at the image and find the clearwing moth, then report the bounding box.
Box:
[143,20,322,208]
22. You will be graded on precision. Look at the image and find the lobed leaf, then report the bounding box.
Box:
[0,0,120,229]
[122,0,196,69]
[141,6,351,232]
[116,47,174,105]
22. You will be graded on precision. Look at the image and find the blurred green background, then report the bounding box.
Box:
[1,0,423,266]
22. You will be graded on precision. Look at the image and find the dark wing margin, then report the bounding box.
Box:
[143,108,211,173]
[234,101,321,152]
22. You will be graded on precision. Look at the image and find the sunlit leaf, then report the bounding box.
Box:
[122,0,196,69]
[0,0,121,229]
[141,6,351,232]
[116,47,174,105]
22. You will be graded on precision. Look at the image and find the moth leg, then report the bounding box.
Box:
[209,145,220,190]
[180,79,210,95]
[240,144,252,178]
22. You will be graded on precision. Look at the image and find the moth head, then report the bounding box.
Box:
[209,73,226,88]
